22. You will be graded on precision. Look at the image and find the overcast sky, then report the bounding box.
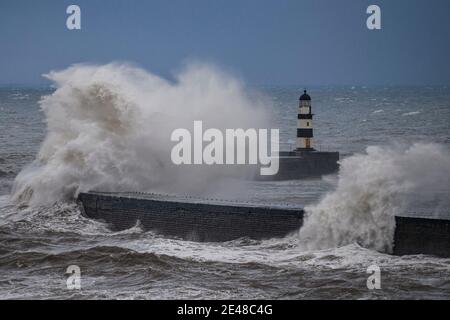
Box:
[1,0,449,86]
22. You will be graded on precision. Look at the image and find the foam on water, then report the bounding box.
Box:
[402,111,421,116]
[299,143,450,253]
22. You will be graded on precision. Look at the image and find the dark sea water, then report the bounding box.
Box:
[0,85,449,299]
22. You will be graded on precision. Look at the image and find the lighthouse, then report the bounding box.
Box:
[296,90,314,150]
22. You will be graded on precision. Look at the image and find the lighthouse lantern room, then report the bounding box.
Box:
[296,90,314,150]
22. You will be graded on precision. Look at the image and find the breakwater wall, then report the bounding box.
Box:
[78,192,450,257]
[78,192,303,242]
[393,216,450,257]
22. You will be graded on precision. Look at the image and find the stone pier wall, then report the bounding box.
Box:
[78,192,304,242]
[78,192,450,257]
[393,216,450,257]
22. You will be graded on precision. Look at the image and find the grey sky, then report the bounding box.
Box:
[0,0,449,86]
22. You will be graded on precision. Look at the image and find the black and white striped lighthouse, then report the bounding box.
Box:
[296,90,314,150]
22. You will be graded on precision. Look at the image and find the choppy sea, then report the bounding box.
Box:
[1,81,449,299]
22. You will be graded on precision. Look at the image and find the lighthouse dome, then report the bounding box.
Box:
[299,90,311,101]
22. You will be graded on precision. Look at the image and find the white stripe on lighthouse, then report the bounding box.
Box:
[296,90,314,150]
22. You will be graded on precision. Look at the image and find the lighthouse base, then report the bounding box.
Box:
[258,150,339,180]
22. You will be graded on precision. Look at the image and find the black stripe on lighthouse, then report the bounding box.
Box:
[297,129,313,138]
[298,114,313,119]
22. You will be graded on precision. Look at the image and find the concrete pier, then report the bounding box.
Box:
[393,216,450,257]
[78,192,303,242]
[78,192,450,257]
